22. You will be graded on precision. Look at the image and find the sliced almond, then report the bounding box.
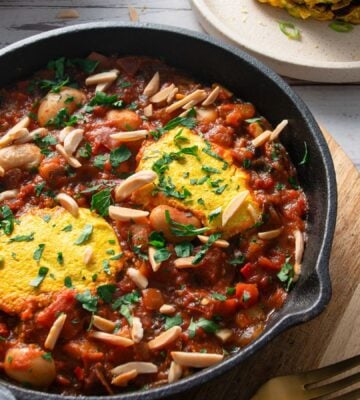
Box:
[64,128,84,156]
[44,313,67,350]
[251,130,271,148]
[166,89,207,114]
[197,235,230,249]
[92,315,116,333]
[0,128,29,148]
[168,361,182,383]
[150,84,176,103]
[111,369,138,386]
[85,69,119,86]
[201,298,210,305]
[143,72,160,97]
[59,126,74,142]
[174,256,195,269]
[83,246,93,265]
[182,100,197,110]
[7,116,30,135]
[0,189,19,202]
[222,190,249,227]
[167,87,179,103]
[215,328,233,343]
[270,119,288,141]
[89,331,134,347]
[148,246,161,272]
[143,104,153,118]
[56,144,82,168]
[127,268,148,289]
[202,86,220,106]
[56,193,79,217]
[159,304,176,315]
[293,229,304,281]
[109,206,149,222]
[258,227,283,240]
[95,81,112,92]
[148,326,182,351]
[171,351,223,368]
[111,361,158,377]
[56,9,80,19]
[115,170,157,201]
[110,130,148,142]
[15,127,48,144]
[247,203,260,223]
[131,317,144,343]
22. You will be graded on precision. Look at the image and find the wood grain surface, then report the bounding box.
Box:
[168,130,360,400]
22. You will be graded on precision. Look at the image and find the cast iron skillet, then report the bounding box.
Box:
[0,22,337,400]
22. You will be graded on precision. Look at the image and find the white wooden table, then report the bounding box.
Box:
[0,0,359,171]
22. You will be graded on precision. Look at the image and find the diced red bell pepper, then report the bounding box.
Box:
[240,262,253,279]
[235,283,259,308]
[74,366,85,381]
[214,298,238,316]
[258,256,281,271]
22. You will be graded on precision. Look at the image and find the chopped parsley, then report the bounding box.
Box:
[213,184,228,195]
[154,248,171,263]
[97,284,116,303]
[288,177,300,190]
[164,314,183,330]
[30,266,49,288]
[33,244,45,261]
[9,232,35,243]
[35,182,46,196]
[208,207,222,222]
[88,92,124,109]
[45,108,78,129]
[57,252,64,265]
[133,245,149,260]
[112,290,141,310]
[150,108,197,140]
[102,260,111,275]
[41,352,53,361]
[211,292,227,301]
[64,276,73,288]
[226,287,236,296]
[0,205,15,235]
[229,255,245,265]
[202,142,228,170]
[78,142,92,159]
[277,258,294,291]
[188,318,219,338]
[62,224,73,232]
[165,210,209,237]
[76,289,98,312]
[93,154,107,169]
[192,233,221,264]
[174,242,193,257]
[149,231,166,249]
[74,224,93,245]
[91,188,112,217]
[109,253,123,261]
[110,145,131,168]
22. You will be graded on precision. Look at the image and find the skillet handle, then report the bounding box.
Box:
[0,385,16,400]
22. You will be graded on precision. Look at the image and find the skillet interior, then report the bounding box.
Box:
[0,22,337,400]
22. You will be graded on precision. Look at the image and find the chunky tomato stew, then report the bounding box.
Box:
[0,54,307,395]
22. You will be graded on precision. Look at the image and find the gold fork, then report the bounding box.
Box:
[251,354,360,400]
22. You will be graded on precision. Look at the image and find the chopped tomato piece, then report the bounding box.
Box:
[235,283,259,308]
[214,298,238,316]
[74,366,85,381]
[240,262,253,279]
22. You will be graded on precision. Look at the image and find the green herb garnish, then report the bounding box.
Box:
[279,21,301,40]
[74,224,93,245]
[33,244,45,261]
[91,188,112,217]
[30,266,49,288]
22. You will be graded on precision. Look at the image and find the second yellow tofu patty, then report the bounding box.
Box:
[0,207,123,314]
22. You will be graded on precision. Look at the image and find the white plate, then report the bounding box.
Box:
[192,0,360,82]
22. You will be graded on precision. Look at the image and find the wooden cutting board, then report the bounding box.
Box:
[171,130,360,400]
